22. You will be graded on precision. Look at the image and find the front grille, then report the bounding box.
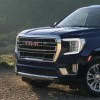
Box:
[17,36,60,62]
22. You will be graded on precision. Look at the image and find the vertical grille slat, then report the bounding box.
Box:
[17,37,58,61]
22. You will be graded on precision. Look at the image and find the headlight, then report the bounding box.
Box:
[62,38,85,55]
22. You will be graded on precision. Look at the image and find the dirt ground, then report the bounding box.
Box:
[0,67,100,100]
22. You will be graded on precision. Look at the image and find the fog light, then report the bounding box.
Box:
[72,64,78,73]
[59,68,68,75]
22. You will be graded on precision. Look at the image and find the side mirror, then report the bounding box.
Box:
[54,22,58,26]
[51,21,59,27]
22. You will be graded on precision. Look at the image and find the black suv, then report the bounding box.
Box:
[15,5,100,97]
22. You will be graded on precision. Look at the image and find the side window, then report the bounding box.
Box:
[68,10,88,26]
[86,9,100,26]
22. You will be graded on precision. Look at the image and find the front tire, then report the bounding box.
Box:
[80,61,100,97]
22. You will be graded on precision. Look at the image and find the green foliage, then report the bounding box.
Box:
[0,0,100,33]
[0,0,100,54]
[0,54,14,68]
[0,1,100,68]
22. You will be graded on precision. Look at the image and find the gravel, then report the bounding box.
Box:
[0,67,100,100]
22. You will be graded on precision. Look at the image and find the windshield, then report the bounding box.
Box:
[56,8,100,27]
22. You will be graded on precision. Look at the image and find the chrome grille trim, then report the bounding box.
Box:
[16,34,61,62]
[19,51,55,54]
[18,48,56,52]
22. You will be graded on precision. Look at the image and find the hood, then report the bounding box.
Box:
[19,26,96,36]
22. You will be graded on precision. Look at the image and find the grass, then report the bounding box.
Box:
[0,54,15,68]
[0,31,19,68]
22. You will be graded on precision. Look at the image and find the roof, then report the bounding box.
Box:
[87,5,100,8]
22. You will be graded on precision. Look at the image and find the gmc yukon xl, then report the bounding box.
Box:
[15,5,100,97]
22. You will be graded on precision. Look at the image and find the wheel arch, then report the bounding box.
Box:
[87,47,100,62]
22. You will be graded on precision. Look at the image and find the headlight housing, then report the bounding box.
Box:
[62,38,85,55]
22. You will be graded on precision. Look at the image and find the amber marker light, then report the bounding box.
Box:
[88,56,92,62]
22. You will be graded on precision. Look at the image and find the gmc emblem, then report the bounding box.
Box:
[25,41,42,46]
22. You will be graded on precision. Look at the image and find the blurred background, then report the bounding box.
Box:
[0,0,100,55]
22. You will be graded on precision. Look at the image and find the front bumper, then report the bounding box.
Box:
[17,72,58,80]
[15,53,86,84]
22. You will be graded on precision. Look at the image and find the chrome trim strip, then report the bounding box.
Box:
[18,43,56,48]
[21,41,56,44]
[19,51,54,54]
[18,72,58,80]
[54,42,61,62]
[18,48,56,52]
[18,58,53,62]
